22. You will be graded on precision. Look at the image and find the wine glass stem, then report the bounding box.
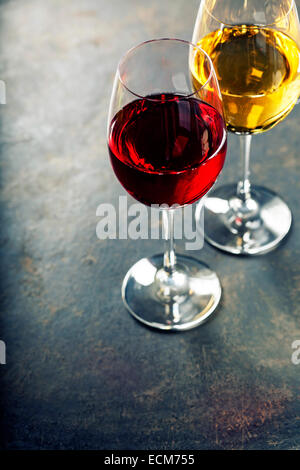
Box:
[237,134,252,201]
[163,209,176,273]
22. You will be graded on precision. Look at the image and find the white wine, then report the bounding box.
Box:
[193,26,300,134]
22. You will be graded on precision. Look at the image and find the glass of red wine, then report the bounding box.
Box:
[107,39,227,331]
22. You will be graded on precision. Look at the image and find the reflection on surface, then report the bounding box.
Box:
[133,258,157,286]
[205,197,229,214]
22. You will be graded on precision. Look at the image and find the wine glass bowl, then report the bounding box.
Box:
[193,0,300,255]
[108,39,227,208]
[107,39,227,330]
[109,92,226,207]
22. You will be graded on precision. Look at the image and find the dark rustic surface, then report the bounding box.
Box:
[0,0,300,450]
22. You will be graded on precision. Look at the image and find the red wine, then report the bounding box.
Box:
[108,94,227,206]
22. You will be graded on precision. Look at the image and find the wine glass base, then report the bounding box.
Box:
[122,254,222,331]
[201,183,292,255]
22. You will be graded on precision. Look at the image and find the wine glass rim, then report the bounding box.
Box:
[202,0,295,27]
[116,38,215,102]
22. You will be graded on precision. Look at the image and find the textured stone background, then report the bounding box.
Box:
[0,0,299,450]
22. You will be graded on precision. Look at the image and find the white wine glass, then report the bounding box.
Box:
[193,0,300,255]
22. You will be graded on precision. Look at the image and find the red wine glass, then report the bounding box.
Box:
[107,39,227,331]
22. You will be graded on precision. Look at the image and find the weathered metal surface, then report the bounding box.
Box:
[0,0,299,450]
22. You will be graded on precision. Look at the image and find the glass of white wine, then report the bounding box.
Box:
[192,0,300,255]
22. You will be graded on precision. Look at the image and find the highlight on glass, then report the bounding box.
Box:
[193,0,300,255]
[107,39,227,331]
